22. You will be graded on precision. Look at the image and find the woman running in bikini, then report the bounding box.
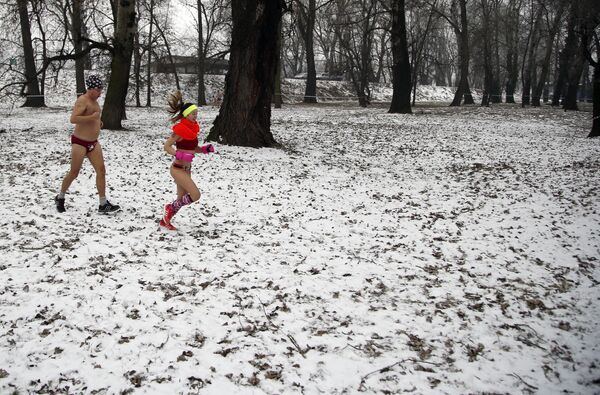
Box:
[160,91,214,230]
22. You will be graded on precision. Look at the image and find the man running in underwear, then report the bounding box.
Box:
[55,75,120,213]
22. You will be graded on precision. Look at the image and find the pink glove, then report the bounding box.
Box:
[175,151,195,162]
[200,144,215,154]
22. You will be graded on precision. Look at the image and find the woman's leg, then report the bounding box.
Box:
[170,167,201,202]
[162,167,201,226]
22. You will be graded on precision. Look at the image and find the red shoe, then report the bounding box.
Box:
[159,218,177,231]
[163,204,176,225]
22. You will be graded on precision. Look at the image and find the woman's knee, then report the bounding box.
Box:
[190,189,201,202]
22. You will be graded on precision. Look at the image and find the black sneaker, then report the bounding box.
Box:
[55,196,66,213]
[98,201,121,214]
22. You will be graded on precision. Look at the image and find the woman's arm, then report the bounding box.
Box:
[164,134,180,156]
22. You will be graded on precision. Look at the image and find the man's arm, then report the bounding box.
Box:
[69,99,99,124]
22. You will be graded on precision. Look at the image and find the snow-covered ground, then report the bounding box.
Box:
[0,101,599,394]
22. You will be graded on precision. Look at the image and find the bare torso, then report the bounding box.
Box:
[72,94,102,141]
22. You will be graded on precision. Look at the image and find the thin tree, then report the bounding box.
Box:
[102,0,137,129]
[582,26,599,137]
[531,0,565,107]
[389,0,412,113]
[17,0,45,107]
[295,0,317,103]
[431,0,474,106]
[207,0,285,147]
[146,0,155,107]
[552,1,579,106]
[197,0,206,105]
[70,0,86,96]
[504,0,523,103]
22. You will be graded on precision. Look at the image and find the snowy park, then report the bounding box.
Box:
[1,99,599,394]
[2,0,600,393]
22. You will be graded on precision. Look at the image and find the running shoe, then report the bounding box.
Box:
[163,204,175,225]
[159,218,177,231]
[54,196,66,213]
[98,201,121,213]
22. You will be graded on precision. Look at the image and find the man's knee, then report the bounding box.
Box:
[67,168,81,179]
[96,166,106,177]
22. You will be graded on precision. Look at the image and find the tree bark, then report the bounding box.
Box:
[563,39,586,111]
[206,0,284,147]
[197,0,207,105]
[133,29,142,107]
[589,63,599,137]
[18,0,45,107]
[274,17,283,109]
[480,0,492,106]
[521,1,542,107]
[146,0,154,107]
[71,0,86,96]
[552,2,579,106]
[389,0,412,113]
[504,0,521,103]
[450,0,474,106]
[102,0,137,129]
[532,2,564,107]
[297,0,317,103]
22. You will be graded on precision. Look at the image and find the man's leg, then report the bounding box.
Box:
[56,144,87,212]
[60,144,87,194]
[88,143,120,212]
[86,142,106,199]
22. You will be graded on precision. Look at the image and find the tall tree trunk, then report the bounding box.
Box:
[532,2,564,107]
[197,0,206,105]
[389,0,412,114]
[490,0,502,103]
[450,0,473,106]
[206,0,284,147]
[274,18,283,109]
[521,1,542,107]
[552,2,579,106]
[563,40,586,111]
[480,0,492,107]
[146,0,154,107]
[102,0,137,129]
[134,30,142,107]
[505,0,521,103]
[298,0,317,103]
[71,0,85,96]
[18,0,45,107]
[589,63,600,137]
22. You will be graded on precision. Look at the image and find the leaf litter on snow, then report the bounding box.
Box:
[0,103,599,394]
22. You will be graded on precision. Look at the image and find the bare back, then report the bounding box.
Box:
[71,93,102,141]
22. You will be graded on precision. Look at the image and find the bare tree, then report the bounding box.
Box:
[552,1,580,107]
[582,29,599,137]
[102,0,137,129]
[207,0,285,147]
[17,0,45,107]
[431,0,474,106]
[388,0,412,113]
[334,0,380,107]
[504,0,522,103]
[531,0,565,107]
[295,0,318,103]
